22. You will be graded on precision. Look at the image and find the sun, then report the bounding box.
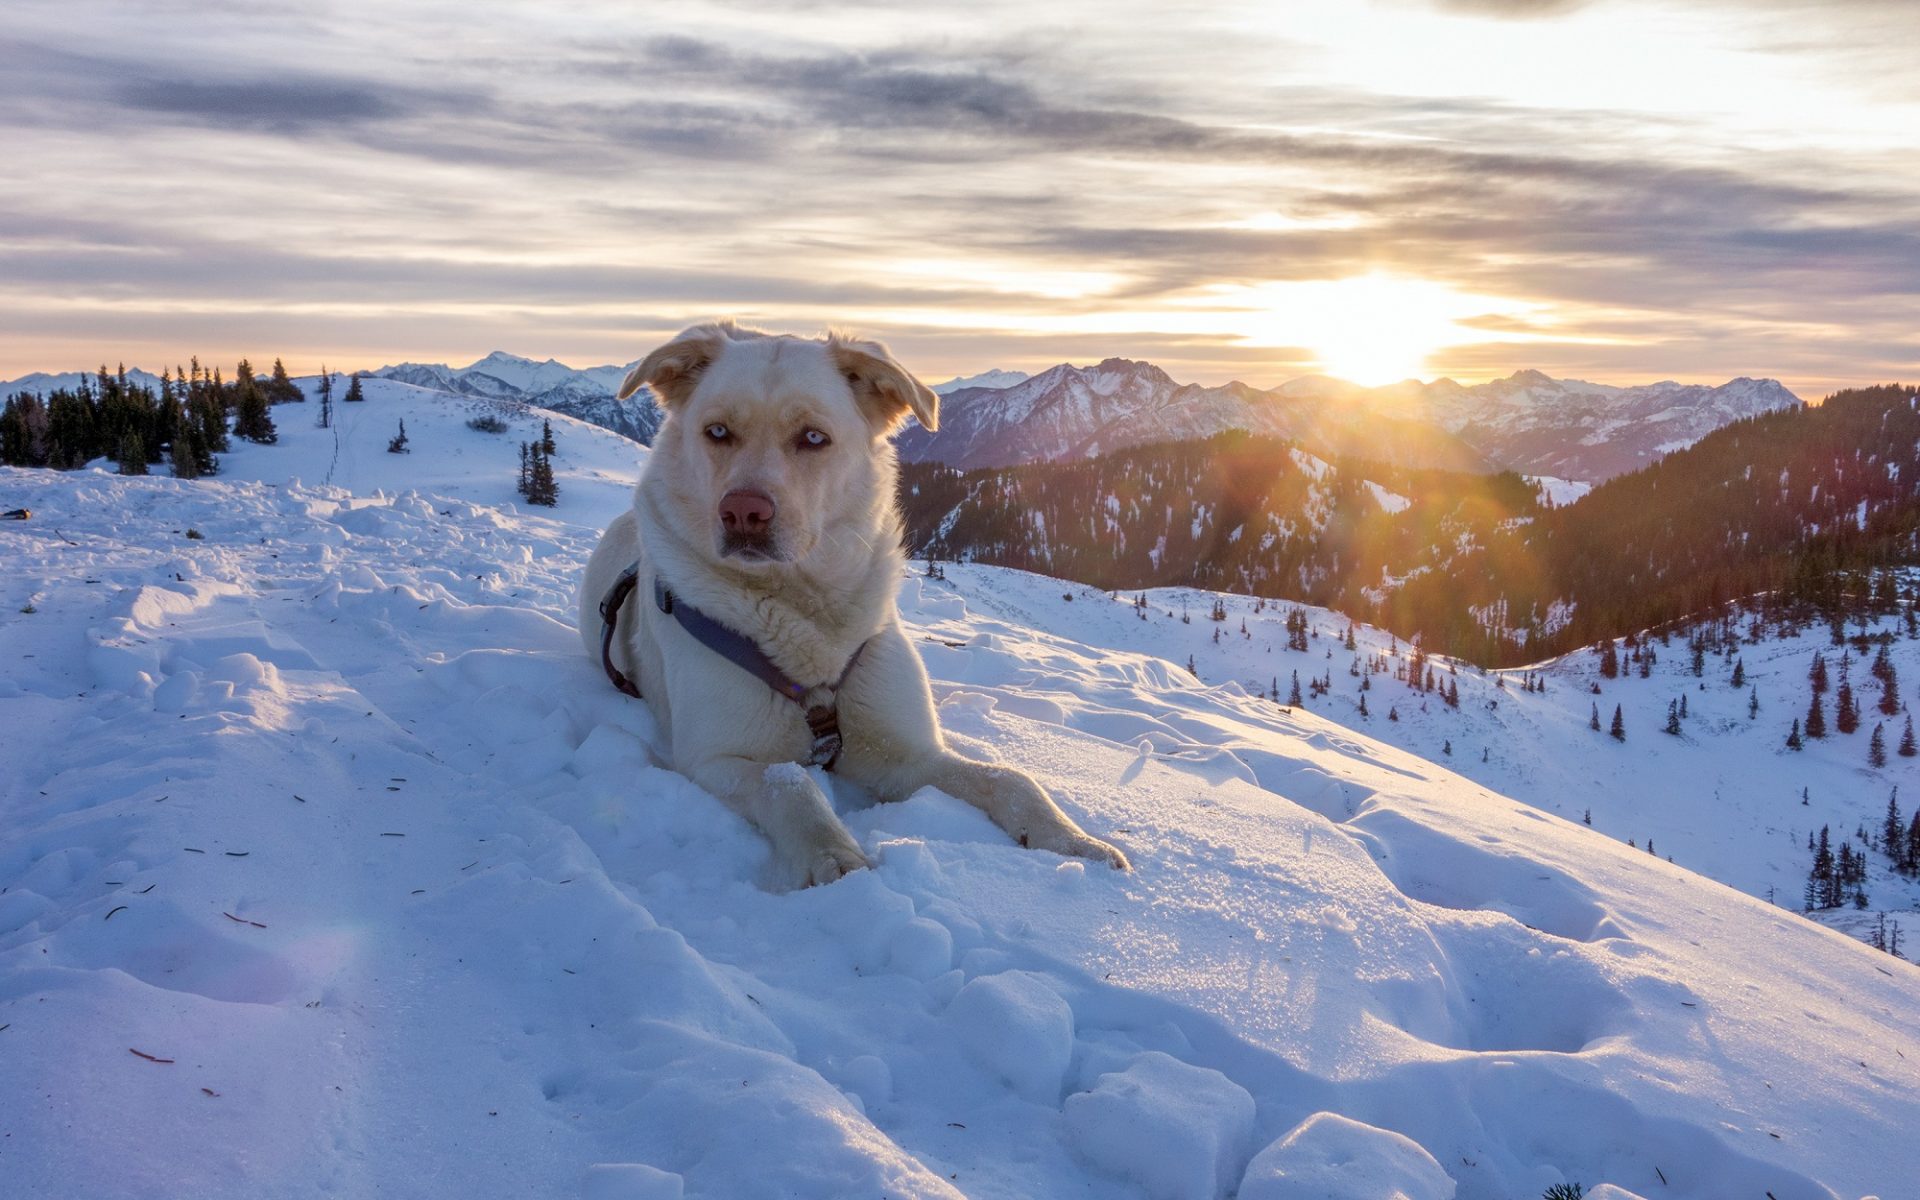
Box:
[1206,273,1532,387]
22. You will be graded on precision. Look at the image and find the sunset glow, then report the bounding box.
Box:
[0,0,1914,394]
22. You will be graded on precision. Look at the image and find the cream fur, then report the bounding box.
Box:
[579,323,1128,888]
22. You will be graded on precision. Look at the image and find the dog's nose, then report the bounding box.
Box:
[718,489,776,535]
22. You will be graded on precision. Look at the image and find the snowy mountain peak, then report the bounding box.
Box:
[933,368,1030,395]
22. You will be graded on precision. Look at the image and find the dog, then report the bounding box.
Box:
[577,322,1129,888]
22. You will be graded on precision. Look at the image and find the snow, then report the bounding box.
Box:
[2,440,1918,1197]
[1525,474,1594,506]
[932,369,1030,395]
[1062,1052,1255,1200]
[1240,1112,1454,1200]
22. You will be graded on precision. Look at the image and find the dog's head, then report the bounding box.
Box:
[621,321,939,568]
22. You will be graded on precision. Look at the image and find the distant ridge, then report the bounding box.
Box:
[901,360,1800,481]
[2,354,1800,478]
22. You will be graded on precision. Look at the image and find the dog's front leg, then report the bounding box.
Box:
[687,755,870,889]
[901,753,1130,871]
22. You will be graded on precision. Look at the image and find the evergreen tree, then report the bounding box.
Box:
[387,419,410,454]
[1357,692,1369,717]
[1664,700,1681,736]
[1748,686,1759,719]
[1878,666,1900,716]
[1599,638,1619,679]
[1786,718,1803,750]
[541,418,556,456]
[1609,705,1625,742]
[344,372,366,402]
[1836,681,1859,734]
[1884,790,1904,870]
[517,442,531,497]
[231,361,277,444]
[1806,690,1827,739]
[116,430,147,475]
[1589,702,1600,732]
[1908,811,1920,876]
[1901,714,1917,758]
[317,366,334,429]
[1288,671,1302,706]
[1810,651,1829,694]
[525,441,559,506]
[1870,722,1888,768]
[1730,657,1745,688]
[265,358,303,404]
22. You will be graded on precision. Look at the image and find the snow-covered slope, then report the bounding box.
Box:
[2,465,1915,1199]
[940,563,1920,946]
[371,352,663,447]
[213,374,646,531]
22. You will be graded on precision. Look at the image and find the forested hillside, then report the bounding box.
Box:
[905,386,1920,665]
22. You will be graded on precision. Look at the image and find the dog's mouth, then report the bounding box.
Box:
[720,531,784,563]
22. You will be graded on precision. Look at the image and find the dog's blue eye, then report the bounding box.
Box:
[705,423,730,442]
[798,429,830,450]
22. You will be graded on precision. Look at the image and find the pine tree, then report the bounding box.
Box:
[1901,714,1917,758]
[524,441,558,506]
[1664,700,1681,735]
[1786,718,1803,750]
[1806,691,1827,739]
[230,360,277,444]
[517,442,531,497]
[1836,681,1859,734]
[1870,723,1888,768]
[1357,692,1369,717]
[1884,790,1904,870]
[1679,693,1689,719]
[1442,739,1452,756]
[1599,638,1619,679]
[1609,705,1625,742]
[116,430,147,475]
[265,357,304,404]
[1288,671,1302,706]
[1879,666,1900,716]
[1730,657,1745,688]
[1908,810,1920,876]
[541,418,556,456]
[387,419,410,454]
[344,373,366,402]
[1810,651,1829,694]
[317,366,334,429]
[1589,702,1601,732]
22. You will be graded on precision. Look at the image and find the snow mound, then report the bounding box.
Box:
[1063,1051,1256,1200]
[1240,1112,1454,1200]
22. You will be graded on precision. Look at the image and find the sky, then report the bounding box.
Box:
[1,0,1916,397]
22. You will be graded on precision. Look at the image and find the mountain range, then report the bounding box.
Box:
[901,360,1801,482]
[1,353,1801,484]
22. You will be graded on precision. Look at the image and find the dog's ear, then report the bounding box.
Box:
[619,323,732,406]
[829,333,939,435]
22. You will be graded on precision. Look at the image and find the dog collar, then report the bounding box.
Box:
[598,563,869,769]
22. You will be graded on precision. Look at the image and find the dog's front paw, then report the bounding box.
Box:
[1019,821,1131,871]
[779,826,871,889]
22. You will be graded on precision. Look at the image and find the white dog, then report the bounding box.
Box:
[577,322,1129,888]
